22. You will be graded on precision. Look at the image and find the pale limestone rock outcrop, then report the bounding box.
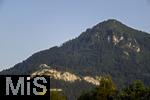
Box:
[32,64,101,86]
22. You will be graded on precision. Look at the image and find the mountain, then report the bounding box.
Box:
[1,19,150,98]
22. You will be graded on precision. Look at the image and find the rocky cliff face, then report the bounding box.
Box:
[32,64,100,85]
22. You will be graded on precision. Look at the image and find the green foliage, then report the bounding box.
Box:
[78,78,150,100]
[92,76,117,100]
[78,76,118,100]
[119,80,150,100]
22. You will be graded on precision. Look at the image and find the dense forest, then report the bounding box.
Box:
[78,76,150,100]
[50,76,150,100]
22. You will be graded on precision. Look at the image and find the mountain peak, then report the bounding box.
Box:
[1,20,150,97]
[79,19,137,44]
[104,19,122,23]
[95,19,126,29]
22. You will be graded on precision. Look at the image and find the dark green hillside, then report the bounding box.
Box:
[1,19,150,88]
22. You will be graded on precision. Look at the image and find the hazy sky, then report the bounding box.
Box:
[0,0,150,71]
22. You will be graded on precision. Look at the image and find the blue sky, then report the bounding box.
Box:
[0,0,150,70]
